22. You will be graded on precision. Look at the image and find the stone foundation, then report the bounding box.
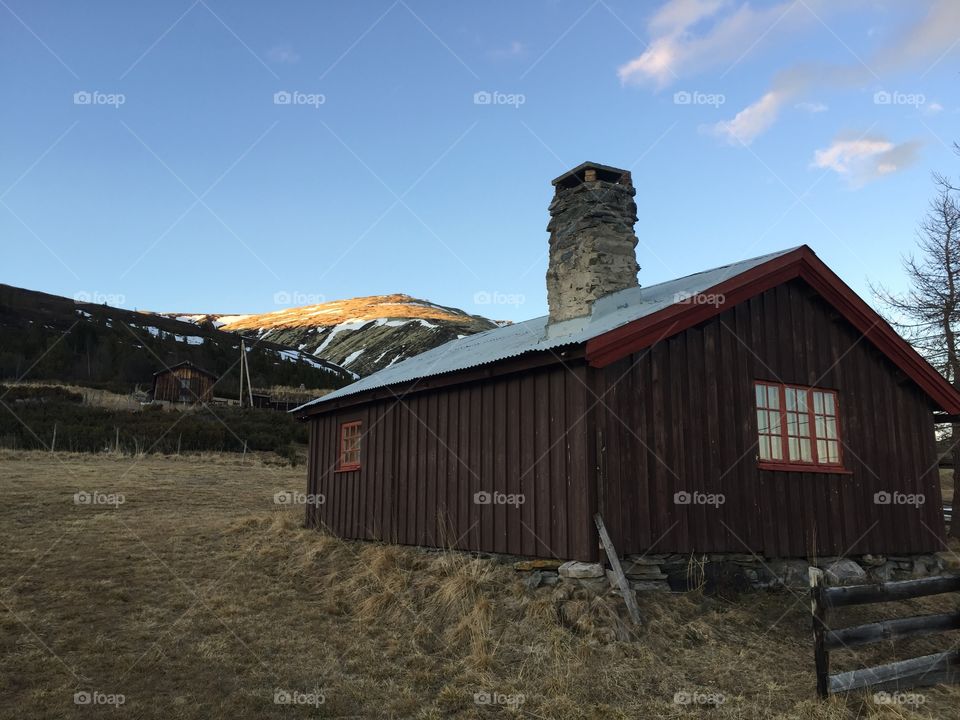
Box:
[513,553,960,595]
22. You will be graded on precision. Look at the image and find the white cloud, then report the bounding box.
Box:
[618,0,821,88]
[708,90,788,145]
[812,134,921,185]
[267,45,300,64]
[923,101,944,115]
[795,101,828,113]
[621,0,960,142]
[875,0,960,71]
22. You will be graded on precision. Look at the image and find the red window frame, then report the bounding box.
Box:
[754,381,848,474]
[337,421,362,472]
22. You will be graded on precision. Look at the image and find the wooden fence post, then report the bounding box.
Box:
[810,566,829,698]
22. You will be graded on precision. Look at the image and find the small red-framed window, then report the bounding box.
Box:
[754,381,845,471]
[337,421,361,471]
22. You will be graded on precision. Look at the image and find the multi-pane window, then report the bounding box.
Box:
[338,421,361,471]
[754,382,842,468]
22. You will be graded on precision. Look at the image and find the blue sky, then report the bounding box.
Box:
[2,0,958,322]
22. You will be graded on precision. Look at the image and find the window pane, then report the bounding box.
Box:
[759,435,771,460]
[824,417,837,439]
[786,411,798,435]
[815,416,826,439]
[756,384,767,407]
[825,441,839,463]
[767,386,780,408]
[816,439,827,463]
[768,411,782,435]
[788,437,798,460]
[799,438,812,462]
[785,388,796,410]
[770,436,783,460]
[797,391,808,413]
[757,410,768,433]
[813,391,824,413]
[824,393,835,415]
[797,414,810,438]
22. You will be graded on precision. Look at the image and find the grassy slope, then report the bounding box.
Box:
[1,451,959,719]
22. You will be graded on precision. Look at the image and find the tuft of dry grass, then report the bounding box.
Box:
[1,450,959,718]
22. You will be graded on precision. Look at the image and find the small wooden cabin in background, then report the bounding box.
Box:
[152,361,217,404]
[296,162,960,563]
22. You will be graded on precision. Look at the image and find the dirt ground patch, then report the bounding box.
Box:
[1,451,959,719]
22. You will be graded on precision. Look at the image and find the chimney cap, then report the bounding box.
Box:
[551,161,631,189]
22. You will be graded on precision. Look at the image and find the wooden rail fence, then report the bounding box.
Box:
[810,568,960,697]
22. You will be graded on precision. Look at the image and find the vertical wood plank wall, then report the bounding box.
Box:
[153,368,214,403]
[306,363,597,561]
[596,279,944,557]
[306,278,945,560]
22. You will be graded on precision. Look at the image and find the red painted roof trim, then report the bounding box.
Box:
[585,245,960,414]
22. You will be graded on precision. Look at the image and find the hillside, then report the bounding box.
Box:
[166,294,499,377]
[0,284,356,396]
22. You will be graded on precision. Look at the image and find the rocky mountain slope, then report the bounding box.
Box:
[0,284,356,396]
[168,294,499,377]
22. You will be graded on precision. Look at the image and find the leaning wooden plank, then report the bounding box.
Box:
[594,513,642,626]
[825,612,960,650]
[823,575,960,608]
[828,650,960,694]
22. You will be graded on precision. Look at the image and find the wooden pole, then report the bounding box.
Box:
[115,427,120,454]
[176,434,182,456]
[244,341,254,408]
[809,567,829,698]
[594,513,642,626]
[242,439,247,463]
[50,422,56,453]
[239,341,246,408]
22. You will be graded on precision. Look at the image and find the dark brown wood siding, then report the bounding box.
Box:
[595,279,945,557]
[153,367,214,403]
[305,362,597,560]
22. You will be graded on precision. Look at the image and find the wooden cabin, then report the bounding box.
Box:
[296,162,960,563]
[152,361,217,404]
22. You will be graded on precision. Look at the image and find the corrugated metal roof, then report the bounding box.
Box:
[294,247,798,411]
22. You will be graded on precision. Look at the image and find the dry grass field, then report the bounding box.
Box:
[2,450,959,719]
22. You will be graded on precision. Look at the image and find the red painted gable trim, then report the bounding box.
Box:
[585,245,960,414]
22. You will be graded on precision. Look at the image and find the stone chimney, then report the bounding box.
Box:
[546,162,640,327]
